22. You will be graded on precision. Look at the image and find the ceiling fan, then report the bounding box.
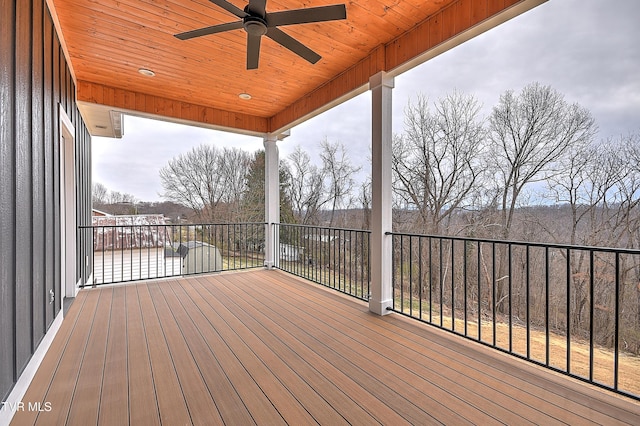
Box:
[175,0,347,70]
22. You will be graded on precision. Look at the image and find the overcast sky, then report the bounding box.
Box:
[93,0,640,202]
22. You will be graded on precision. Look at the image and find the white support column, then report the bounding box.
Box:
[263,132,287,269]
[369,71,394,315]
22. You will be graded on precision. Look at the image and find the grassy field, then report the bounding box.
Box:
[399,304,640,397]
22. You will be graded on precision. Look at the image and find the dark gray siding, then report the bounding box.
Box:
[0,0,92,401]
[1,0,17,402]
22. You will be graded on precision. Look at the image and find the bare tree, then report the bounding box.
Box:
[285,145,326,224]
[625,134,640,345]
[488,82,597,238]
[107,191,138,205]
[92,182,139,214]
[220,146,253,218]
[392,92,486,234]
[92,182,109,204]
[358,177,371,230]
[320,139,361,226]
[159,144,251,222]
[488,82,597,313]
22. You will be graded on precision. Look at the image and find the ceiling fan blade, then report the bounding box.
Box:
[246,34,262,70]
[208,0,247,18]
[247,0,267,17]
[267,4,346,27]
[266,27,321,64]
[174,21,243,40]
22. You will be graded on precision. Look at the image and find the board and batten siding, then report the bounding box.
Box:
[0,0,92,402]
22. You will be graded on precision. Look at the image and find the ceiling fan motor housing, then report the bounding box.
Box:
[243,15,268,36]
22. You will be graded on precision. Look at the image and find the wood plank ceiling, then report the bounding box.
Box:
[48,0,546,136]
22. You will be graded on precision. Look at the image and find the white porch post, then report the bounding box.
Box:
[264,133,281,269]
[369,71,394,315]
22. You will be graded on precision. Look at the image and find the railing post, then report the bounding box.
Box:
[264,131,288,269]
[369,71,394,315]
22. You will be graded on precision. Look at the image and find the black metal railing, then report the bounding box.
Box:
[79,219,639,400]
[274,223,370,300]
[388,231,640,401]
[80,223,266,285]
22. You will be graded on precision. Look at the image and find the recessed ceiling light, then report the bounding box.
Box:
[239,93,252,100]
[95,124,108,130]
[138,68,155,77]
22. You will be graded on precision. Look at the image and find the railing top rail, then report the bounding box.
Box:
[276,223,371,234]
[386,231,640,255]
[80,222,267,229]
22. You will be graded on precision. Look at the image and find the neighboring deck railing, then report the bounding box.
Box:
[80,223,265,285]
[274,223,371,301]
[388,231,640,401]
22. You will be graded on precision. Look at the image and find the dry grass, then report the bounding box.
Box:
[400,305,640,397]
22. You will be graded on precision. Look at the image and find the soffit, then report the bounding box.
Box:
[49,0,545,136]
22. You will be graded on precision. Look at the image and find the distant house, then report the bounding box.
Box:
[279,243,303,262]
[305,233,340,243]
[91,209,112,217]
[91,214,170,251]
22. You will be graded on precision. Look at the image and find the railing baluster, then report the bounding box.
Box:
[410,235,414,315]
[545,246,550,367]
[567,247,571,373]
[419,237,423,320]
[589,250,594,382]
[614,252,620,391]
[400,234,405,313]
[428,237,432,323]
[492,242,496,347]
[391,234,396,310]
[440,237,444,327]
[526,245,530,360]
[509,243,512,353]
[451,239,455,333]
[478,241,481,342]
[463,240,468,337]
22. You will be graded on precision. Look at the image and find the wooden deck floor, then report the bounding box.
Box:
[12,270,640,425]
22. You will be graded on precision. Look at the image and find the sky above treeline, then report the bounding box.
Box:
[93,0,640,202]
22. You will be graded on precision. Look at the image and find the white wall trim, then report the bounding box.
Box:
[59,105,78,301]
[0,311,63,426]
[59,103,74,136]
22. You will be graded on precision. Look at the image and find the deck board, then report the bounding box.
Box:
[99,286,129,425]
[11,270,640,426]
[124,284,160,425]
[33,290,102,426]
[65,288,111,426]
[15,290,88,426]
[136,283,192,425]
